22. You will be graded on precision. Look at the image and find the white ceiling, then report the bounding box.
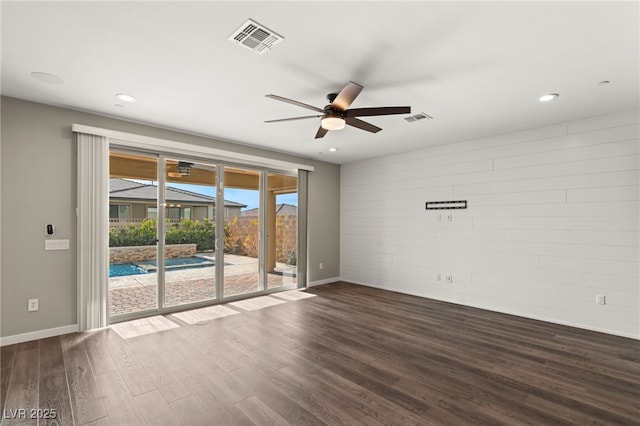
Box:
[2,1,638,164]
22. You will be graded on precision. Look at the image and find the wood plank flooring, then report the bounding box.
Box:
[1,282,638,425]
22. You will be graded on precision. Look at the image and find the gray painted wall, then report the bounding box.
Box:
[1,96,340,338]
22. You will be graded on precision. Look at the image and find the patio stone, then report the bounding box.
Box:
[108,254,296,316]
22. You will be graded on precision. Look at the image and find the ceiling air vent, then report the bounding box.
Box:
[228,19,284,55]
[404,112,433,123]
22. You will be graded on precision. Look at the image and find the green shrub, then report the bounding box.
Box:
[166,218,215,251]
[109,218,228,252]
[287,250,297,266]
[109,219,157,247]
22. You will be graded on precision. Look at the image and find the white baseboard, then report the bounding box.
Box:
[342,279,640,341]
[0,324,78,346]
[486,308,640,340]
[307,276,341,287]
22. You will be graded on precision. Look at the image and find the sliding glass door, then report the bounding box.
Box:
[108,151,159,317]
[108,150,302,321]
[222,166,261,298]
[163,158,218,308]
[266,172,298,290]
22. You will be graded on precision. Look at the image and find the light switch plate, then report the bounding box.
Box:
[45,239,70,250]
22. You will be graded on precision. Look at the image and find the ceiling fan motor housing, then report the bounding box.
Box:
[323,104,343,117]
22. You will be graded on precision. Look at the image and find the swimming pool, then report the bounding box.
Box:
[109,256,215,277]
[143,256,213,269]
[109,263,148,277]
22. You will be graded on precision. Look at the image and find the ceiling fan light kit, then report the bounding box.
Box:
[321,114,346,130]
[176,161,193,176]
[265,81,411,139]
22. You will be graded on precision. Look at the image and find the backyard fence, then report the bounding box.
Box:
[226,215,297,264]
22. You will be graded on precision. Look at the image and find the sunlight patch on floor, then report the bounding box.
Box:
[111,290,316,336]
[110,315,179,339]
[170,304,240,324]
[227,295,287,311]
[270,290,317,301]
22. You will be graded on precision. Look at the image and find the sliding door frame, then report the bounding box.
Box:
[157,155,167,313]
[78,124,313,330]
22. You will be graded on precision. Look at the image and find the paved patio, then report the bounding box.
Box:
[109,254,296,316]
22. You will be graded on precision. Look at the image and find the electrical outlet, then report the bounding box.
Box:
[436,214,442,222]
[435,273,441,281]
[28,298,39,312]
[445,275,453,283]
[596,295,606,305]
[447,214,453,222]
[319,263,323,270]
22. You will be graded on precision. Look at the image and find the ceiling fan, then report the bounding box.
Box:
[167,161,218,178]
[265,81,411,139]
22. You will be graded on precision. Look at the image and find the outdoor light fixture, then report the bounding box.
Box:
[321,112,346,130]
[176,161,193,176]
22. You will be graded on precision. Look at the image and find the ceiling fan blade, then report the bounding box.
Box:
[331,81,363,111]
[344,106,411,117]
[314,126,329,139]
[265,115,322,123]
[265,94,324,113]
[345,117,382,133]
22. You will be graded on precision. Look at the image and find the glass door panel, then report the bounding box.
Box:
[267,173,298,290]
[163,159,218,308]
[223,166,261,297]
[108,151,159,318]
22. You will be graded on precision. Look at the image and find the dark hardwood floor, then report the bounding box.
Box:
[1,282,638,425]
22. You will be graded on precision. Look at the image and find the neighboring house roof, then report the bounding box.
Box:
[109,178,246,207]
[241,203,297,216]
[109,178,143,192]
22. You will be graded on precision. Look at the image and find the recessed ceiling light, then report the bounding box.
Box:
[31,72,64,85]
[114,104,125,108]
[539,93,559,102]
[116,93,136,102]
[329,147,337,152]
[598,80,611,86]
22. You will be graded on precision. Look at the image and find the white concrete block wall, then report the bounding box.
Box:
[340,110,639,339]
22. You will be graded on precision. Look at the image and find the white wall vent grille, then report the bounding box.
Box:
[404,113,433,123]
[228,19,284,55]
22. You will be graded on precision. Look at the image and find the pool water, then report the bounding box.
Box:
[145,256,213,268]
[109,263,148,277]
[109,256,215,277]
